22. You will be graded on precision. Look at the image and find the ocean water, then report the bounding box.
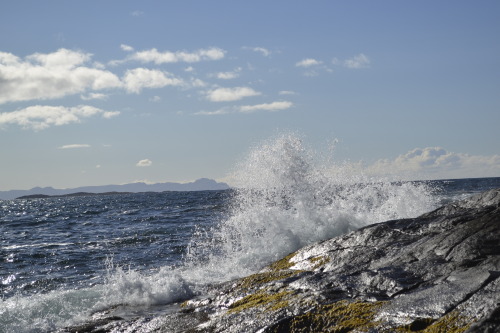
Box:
[1,135,499,332]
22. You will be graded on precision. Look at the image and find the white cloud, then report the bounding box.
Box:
[205,87,261,102]
[190,78,207,87]
[129,47,226,64]
[196,101,293,116]
[0,49,122,104]
[239,101,293,113]
[58,144,91,149]
[0,48,214,104]
[364,147,500,180]
[216,72,238,79]
[123,68,184,93]
[344,53,370,69]
[102,111,120,119]
[80,93,108,100]
[150,95,161,102]
[213,67,242,80]
[243,47,271,57]
[131,10,144,17]
[120,44,134,52]
[185,66,195,72]
[0,105,120,130]
[194,108,231,116]
[279,90,296,95]
[295,58,332,76]
[295,58,323,67]
[136,159,152,167]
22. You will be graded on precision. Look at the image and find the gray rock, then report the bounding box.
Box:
[61,188,500,332]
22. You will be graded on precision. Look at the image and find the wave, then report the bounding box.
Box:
[182,134,436,283]
[0,134,437,332]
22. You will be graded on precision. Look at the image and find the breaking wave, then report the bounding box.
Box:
[0,134,438,332]
[183,133,436,283]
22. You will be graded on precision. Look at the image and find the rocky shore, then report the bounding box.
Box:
[62,188,500,332]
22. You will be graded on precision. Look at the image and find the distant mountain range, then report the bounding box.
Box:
[0,178,230,200]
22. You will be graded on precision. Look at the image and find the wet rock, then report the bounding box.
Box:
[63,188,500,332]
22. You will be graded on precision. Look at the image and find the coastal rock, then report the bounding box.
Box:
[62,188,500,332]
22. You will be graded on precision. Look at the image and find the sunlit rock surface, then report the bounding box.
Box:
[62,188,500,332]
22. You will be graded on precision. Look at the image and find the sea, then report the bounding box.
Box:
[1,136,499,332]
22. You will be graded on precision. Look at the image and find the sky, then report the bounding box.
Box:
[1,1,499,190]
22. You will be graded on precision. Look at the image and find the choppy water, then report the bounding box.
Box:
[1,135,499,332]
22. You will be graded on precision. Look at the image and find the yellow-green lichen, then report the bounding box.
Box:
[310,255,330,269]
[268,252,297,271]
[270,300,386,332]
[227,290,293,314]
[393,310,474,333]
[236,252,303,290]
[237,270,301,290]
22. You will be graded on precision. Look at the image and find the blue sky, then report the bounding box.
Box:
[1,1,499,190]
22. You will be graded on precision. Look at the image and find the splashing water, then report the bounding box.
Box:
[183,134,436,283]
[0,134,438,332]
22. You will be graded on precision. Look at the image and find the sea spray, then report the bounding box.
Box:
[103,266,192,307]
[0,262,192,332]
[0,285,104,332]
[183,134,437,284]
[0,134,438,332]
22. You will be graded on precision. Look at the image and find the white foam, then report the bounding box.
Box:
[1,285,104,332]
[0,265,193,332]
[183,134,437,283]
[1,134,437,332]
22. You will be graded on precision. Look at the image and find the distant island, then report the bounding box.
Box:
[0,178,230,200]
[16,192,133,200]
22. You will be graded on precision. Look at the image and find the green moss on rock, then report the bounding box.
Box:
[227,290,293,314]
[235,252,303,290]
[268,300,386,332]
[267,252,297,271]
[394,310,473,333]
[237,270,300,290]
[310,255,330,269]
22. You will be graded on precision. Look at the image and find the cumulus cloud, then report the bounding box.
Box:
[136,159,152,167]
[344,53,370,69]
[190,78,207,87]
[102,111,120,119]
[295,58,332,76]
[279,90,296,95]
[0,48,208,103]
[365,147,500,180]
[120,44,134,52]
[123,68,184,93]
[128,47,226,64]
[212,67,242,80]
[80,93,108,100]
[0,105,120,130]
[295,58,323,67]
[243,46,271,57]
[239,101,293,113]
[205,87,261,102]
[0,49,122,104]
[58,144,91,149]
